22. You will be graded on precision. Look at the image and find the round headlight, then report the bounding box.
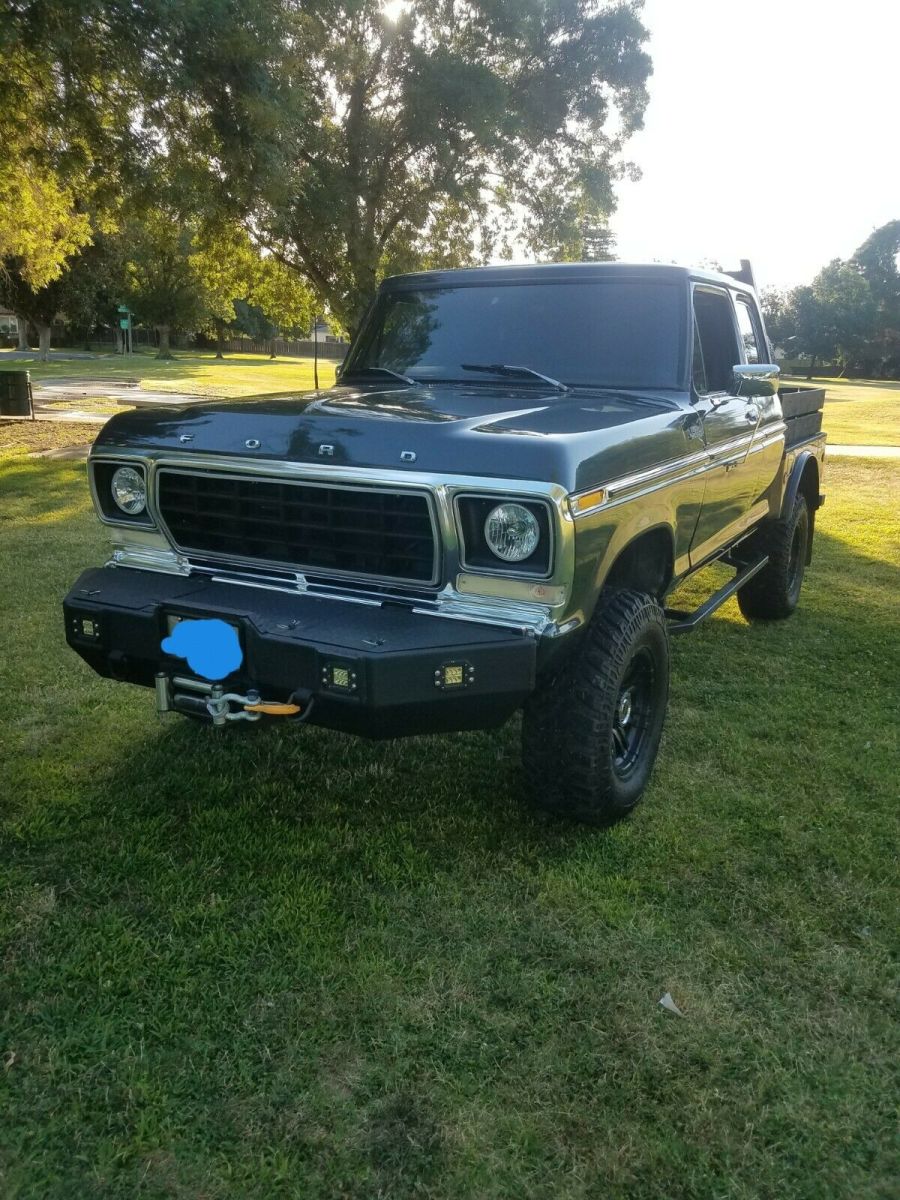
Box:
[484,502,540,563]
[111,466,147,515]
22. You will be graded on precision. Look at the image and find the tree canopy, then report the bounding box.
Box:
[0,0,154,285]
[762,221,899,377]
[2,0,652,341]
[156,0,651,330]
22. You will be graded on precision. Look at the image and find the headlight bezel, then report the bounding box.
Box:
[89,458,155,527]
[454,493,553,577]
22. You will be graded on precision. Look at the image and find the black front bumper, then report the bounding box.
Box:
[64,567,538,736]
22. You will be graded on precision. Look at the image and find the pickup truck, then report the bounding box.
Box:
[64,261,826,825]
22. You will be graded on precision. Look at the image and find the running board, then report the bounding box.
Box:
[665,556,769,634]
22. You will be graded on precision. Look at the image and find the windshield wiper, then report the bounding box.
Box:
[461,363,570,392]
[340,365,416,386]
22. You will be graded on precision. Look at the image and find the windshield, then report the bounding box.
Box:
[346,280,685,390]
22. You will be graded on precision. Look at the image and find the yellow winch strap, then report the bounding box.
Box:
[243,702,302,716]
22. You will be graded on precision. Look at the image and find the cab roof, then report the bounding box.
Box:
[381,261,754,293]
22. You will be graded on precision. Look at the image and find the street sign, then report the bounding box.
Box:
[116,304,133,354]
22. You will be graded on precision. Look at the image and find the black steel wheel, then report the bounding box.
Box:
[737,493,810,621]
[522,589,670,825]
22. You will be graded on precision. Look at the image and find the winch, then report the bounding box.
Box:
[154,673,304,726]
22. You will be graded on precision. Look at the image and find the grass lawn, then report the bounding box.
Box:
[0,348,337,399]
[785,375,899,446]
[1,432,897,1198]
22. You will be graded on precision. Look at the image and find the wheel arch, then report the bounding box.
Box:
[600,524,675,599]
[781,452,821,563]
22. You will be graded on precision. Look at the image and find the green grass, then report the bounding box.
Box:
[0,347,337,398]
[784,375,900,446]
[1,444,897,1198]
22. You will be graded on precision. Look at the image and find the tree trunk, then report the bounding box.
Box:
[215,321,226,359]
[156,325,173,359]
[115,326,124,355]
[37,322,52,363]
[268,337,277,360]
[16,318,29,351]
[806,354,817,381]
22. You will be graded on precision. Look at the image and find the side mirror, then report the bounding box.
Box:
[732,363,780,398]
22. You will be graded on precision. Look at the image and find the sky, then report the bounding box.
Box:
[611,0,900,291]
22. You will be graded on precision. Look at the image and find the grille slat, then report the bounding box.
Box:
[157,471,437,584]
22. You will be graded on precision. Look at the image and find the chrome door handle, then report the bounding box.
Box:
[745,406,760,422]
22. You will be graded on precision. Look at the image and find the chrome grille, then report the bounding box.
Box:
[156,470,438,584]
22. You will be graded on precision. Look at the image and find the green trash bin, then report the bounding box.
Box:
[0,370,34,417]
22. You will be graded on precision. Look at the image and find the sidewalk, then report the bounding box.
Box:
[826,444,900,458]
[33,378,207,421]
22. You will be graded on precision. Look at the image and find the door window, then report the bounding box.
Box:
[734,297,763,364]
[692,289,739,394]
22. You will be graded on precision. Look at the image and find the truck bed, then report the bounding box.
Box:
[779,385,826,447]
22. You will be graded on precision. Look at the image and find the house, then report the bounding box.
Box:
[0,308,20,340]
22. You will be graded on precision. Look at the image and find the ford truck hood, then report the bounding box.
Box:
[94,383,691,492]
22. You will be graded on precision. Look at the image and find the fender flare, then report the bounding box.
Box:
[780,450,822,564]
[780,450,821,521]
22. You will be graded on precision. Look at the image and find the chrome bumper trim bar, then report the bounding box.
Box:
[104,550,561,637]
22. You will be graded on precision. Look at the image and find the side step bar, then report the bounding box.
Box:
[665,556,769,634]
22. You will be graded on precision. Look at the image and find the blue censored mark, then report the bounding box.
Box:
[162,618,243,681]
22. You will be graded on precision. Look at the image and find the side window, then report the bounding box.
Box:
[734,297,763,364]
[692,289,739,394]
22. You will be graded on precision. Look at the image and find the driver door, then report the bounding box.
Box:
[689,286,763,566]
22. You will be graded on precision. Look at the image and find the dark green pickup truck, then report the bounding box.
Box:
[64,261,826,824]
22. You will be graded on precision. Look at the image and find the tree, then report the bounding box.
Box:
[0,161,93,292]
[0,266,64,362]
[189,224,263,358]
[774,262,877,378]
[123,212,210,358]
[189,222,318,357]
[0,0,156,287]
[119,212,319,358]
[852,220,900,375]
[57,235,125,349]
[760,287,790,349]
[166,0,651,331]
[251,257,318,355]
[578,222,618,264]
[813,260,877,374]
[0,232,125,361]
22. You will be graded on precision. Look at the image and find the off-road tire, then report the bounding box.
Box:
[522,589,670,825]
[737,493,809,621]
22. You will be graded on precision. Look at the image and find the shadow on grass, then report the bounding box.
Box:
[92,711,595,873]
